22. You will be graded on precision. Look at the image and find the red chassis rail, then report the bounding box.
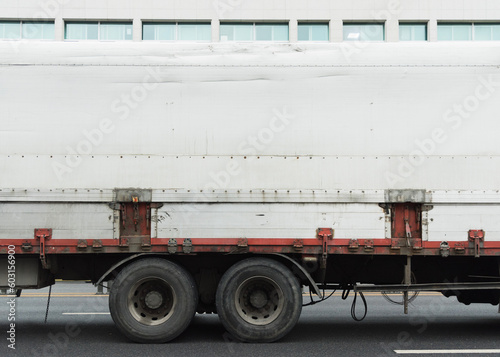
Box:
[0,228,498,257]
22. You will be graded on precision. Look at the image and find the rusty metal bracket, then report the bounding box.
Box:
[348,239,359,252]
[21,242,33,252]
[168,238,177,254]
[120,203,127,230]
[412,239,423,252]
[364,239,374,252]
[227,238,249,255]
[317,228,333,269]
[133,199,139,232]
[77,240,88,250]
[404,205,412,247]
[440,241,450,257]
[183,238,193,254]
[391,239,401,250]
[141,236,151,248]
[469,229,485,258]
[92,239,103,250]
[454,242,465,254]
[35,228,52,269]
[293,239,304,251]
[237,239,248,248]
[119,237,129,247]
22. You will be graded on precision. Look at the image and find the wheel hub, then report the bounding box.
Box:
[235,276,285,325]
[249,290,268,309]
[145,291,163,309]
[128,278,176,326]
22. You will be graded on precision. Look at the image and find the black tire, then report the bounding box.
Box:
[109,258,198,343]
[215,257,302,342]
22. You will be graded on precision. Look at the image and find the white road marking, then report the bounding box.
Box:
[395,350,500,354]
[62,312,110,315]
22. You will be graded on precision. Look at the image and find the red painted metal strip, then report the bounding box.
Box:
[2,237,500,256]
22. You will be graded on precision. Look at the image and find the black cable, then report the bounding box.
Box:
[302,264,336,307]
[341,287,350,300]
[302,287,336,307]
[44,284,52,324]
[351,291,367,322]
[306,287,314,306]
[302,283,368,322]
[382,290,419,305]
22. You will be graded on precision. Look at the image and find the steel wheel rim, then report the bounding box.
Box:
[234,276,285,325]
[127,277,176,326]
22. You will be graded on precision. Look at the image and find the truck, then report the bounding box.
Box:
[1,40,500,343]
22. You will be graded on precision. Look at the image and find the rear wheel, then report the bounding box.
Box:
[109,258,198,343]
[216,257,302,342]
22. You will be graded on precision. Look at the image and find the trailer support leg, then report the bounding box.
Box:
[404,255,411,314]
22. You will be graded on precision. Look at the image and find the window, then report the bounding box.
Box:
[0,21,54,40]
[65,21,132,40]
[22,22,55,39]
[298,23,329,41]
[142,22,210,41]
[220,23,288,41]
[343,23,384,41]
[438,23,500,41]
[438,22,500,41]
[65,22,98,40]
[100,23,132,40]
[473,24,500,41]
[143,23,175,40]
[438,23,472,41]
[0,21,20,39]
[220,23,253,41]
[255,23,288,41]
[399,23,427,41]
[178,23,211,41]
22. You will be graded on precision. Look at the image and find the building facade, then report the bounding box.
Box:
[1,0,500,43]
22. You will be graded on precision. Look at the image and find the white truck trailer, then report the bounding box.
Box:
[1,41,500,343]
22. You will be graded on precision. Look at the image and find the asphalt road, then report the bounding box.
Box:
[2,282,500,357]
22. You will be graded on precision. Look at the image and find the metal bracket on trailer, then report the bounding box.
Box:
[469,229,484,258]
[35,228,52,269]
[317,228,333,269]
